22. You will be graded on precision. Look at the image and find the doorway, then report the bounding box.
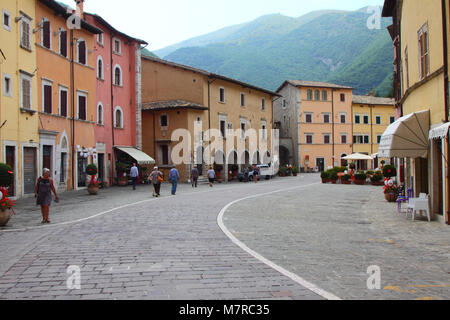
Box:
[98,153,105,182]
[23,147,37,194]
[316,158,325,172]
[77,153,88,188]
[5,146,15,196]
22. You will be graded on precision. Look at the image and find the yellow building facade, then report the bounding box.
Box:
[383,0,449,224]
[0,0,40,198]
[352,95,396,169]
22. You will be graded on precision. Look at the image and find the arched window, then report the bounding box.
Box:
[97,56,103,80]
[307,89,313,100]
[41,18,51,49]
[97,103,103,125]
[114,65,122,86]
[314,90,320,101]
[77,39,86,65]
[114,106,123,128]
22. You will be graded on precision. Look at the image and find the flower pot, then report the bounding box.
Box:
[88,185,99,195]
[385,193,398,202]
[0,209,11,227]
[341,180,351,185]
[322,179,327,184]
[118,178,127,186]
[354,180,366,185]
[371,181,384,186]
[293,173,298,177]
[330,180,337,184]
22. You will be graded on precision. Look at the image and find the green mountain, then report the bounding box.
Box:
[141,48,159,58]
[158,8,393,96]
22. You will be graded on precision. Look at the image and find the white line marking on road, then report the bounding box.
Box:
[217,182,342,301]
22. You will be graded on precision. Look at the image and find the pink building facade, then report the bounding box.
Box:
[84,12,147,185]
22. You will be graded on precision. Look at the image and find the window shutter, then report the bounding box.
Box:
[22,79,31,109]
[78,96,86,120]
[78,41,86,64]
[44,85,52,113]
[43,21,50,48]
[60,90,67,117]
[22,21,30,48]
[60,31,67,57]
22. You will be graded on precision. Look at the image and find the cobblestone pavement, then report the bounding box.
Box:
[224,181,450,300]
[0,175,325,300]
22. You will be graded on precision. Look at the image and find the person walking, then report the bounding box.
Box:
[149,166,163,197]
[169,166,180,195]
[253,164,259,183]
[191,166,199,188]
[130,163,139,190]
[207,166,215,187]
[35,168,59,224]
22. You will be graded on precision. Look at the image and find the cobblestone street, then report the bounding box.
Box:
[0,174,449,300]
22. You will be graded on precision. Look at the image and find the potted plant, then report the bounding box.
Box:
[292,166,299,177]
[354,171,367,185]
[116,162,129,186]
[383,165,397,179]
[86,164,99,195]
[384,180,399,202]
[321,171,330,183]
[349,163,356,170]
[279,166,287,177]
[0,163,15,227]
[341,174,352,184]
[370,172,384,186]
[329,170,338,184]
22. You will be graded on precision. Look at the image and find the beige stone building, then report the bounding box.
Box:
[141,56,278,182]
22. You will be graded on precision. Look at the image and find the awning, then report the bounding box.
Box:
[342,153,373,161]
[378,110,430,159]
[429,122,450,140]
[115,147,155,165]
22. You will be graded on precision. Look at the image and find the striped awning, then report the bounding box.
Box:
[115,147,155,165]
[429,122,450,140]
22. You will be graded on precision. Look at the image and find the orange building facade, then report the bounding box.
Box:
[275,81,353,172]
[35,0,102,191]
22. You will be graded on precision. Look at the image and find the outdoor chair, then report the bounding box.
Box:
[407,193,431,222]
[397,188,412,213]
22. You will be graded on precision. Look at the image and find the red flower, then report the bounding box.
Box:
[8,171,13,174]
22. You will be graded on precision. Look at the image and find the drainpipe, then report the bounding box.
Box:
[70,29,75,190]
[331,89,335,167]
[110,33,115,185]
[442,0,450,224]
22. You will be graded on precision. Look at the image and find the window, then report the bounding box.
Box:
[314,90,320,101]
[376,115,381,125]
[41,19,51,49]
[114,107,123,128]
[307,89,312,100]
[282,99,287,109]
[59,29,67,57]
[3,74,12,97]
[77,92,87,120]
[340,93,345,102]
[390,116,396,124]
[418,23,429,80]
[160,114,168,127]
[323,113,330,124]
[341,134,347,144]
[113,38,121,54]
[364,135,370,144]
[219,115,227,138]
[219,87,225,103]
[377,135,382,144]
[59,86,68,117]
[114,65,122,86]
[353,135,364,144]
[97,57,104,80]
[240,93,246,107]
[340,113,346,124]
[3,9,11,31]
[160,145,169,165]
[305,113,313,123]
[306,134,313,144]
[261,98,265,111]
[355,115,361,124]
[261,120,267,140]
[20,73,32,109]
[42,80,52,114]
[322,90,327,101]
[97,103,103,125]
[77,39,86,65]
[20,16,31,50]
[363,115,369,124]
[323,134,331,144]
[97,33,104,46]
[240,120,246,139]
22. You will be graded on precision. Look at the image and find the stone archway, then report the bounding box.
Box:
[279,146,290,166]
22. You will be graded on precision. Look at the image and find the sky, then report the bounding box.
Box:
[58,0,385,51]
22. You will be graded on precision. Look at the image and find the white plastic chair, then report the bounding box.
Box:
[408,193,431,222]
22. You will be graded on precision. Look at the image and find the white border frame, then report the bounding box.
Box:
[40,18,52,50]
[77,38,87,65]
[19,72,33,110]
[114,106,124,129]
[112,37,121,55]
[113,64,122,86]
[58,85,68,117]
[97,56,104,80]
[3,141,19,199]
[41,78,53,113]
[3,73,12,97]
[2,9,11,32]
[59,27,67,57]
[76,90,88,120]
[20,16,31,50]
[97,102,104,125]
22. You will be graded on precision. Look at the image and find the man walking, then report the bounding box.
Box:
[149,166,163,197]
[191,166,199,188]
[130,163,139,190]
[207,166,215,188]
[169,166,180,195]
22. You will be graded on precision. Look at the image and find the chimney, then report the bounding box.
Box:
[75,0,84,17]
[368,90,375,96]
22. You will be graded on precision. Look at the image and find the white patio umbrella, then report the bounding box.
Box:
[342,153,373,171]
